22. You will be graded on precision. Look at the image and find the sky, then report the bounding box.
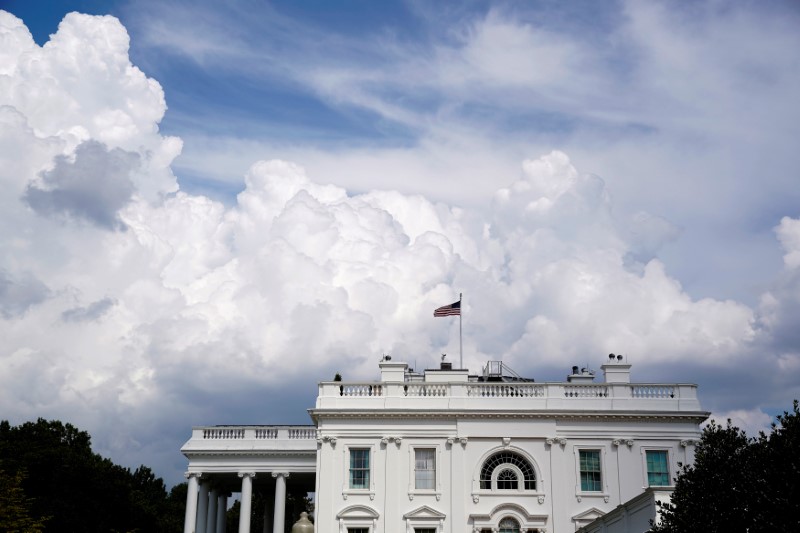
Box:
[1,0,799,488]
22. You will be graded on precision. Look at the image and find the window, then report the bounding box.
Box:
[579,450,602,491]
[480,451,536,490]
[349,448,370,489]
[646,450,670,486]
[497,468,518,489]
[414,529,436,533]
[414,448,436,489]
[347,529,369,533]
[499,517,521,533]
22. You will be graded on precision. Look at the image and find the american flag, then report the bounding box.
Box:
[433,300,461,317]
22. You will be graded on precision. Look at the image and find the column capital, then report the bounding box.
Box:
[185,471,203,480]
[271,471,290,479]
[238,471,256,479]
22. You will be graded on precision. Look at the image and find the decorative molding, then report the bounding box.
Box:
[680,439,698,447]
[318,435,337,447]
[545,437,567,448]
[312,410,710,423]
[473,495,480,503]
[612,438,634,448]
[381,436,403,448]
[604,496,610,503]
[459,437,469,448]
[445,438,454,448]
[538,495,545,504]
[502,437,511,447]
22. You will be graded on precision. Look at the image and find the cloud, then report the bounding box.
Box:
[0,6,798,488]
[24,140,139,230]
[61,297,116,322]
[0,270,49,318]
[707,408,773,438]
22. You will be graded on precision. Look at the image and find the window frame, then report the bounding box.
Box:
[573,445,609,499]
[477,449,538,492]
[343,445,376,499]
[644,449,671,487]
[408,444,442,500]
[578,449,603,492]
[414,447,436,490]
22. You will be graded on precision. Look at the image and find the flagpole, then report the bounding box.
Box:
[459,292,463,369]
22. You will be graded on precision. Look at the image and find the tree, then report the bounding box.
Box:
[0,418,184,533]
[0,468,48,532]
[651,400,800,533]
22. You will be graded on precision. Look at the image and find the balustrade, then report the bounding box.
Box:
[631,385,675,398]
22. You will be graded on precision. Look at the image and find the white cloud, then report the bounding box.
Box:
[707,408,773,438]
[1,6,799,485]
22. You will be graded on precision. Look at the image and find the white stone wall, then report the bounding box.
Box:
[314,415,699,533]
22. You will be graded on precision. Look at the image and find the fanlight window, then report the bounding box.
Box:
[480,451,536,490]
[499,517,521,533]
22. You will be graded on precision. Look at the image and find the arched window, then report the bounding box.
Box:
[499,517,521,533]
[480,451,536,490]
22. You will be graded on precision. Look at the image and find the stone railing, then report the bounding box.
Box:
[317,381,701,412]
[198,426,317,440]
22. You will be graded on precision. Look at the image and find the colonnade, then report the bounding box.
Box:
[183,471,291,533]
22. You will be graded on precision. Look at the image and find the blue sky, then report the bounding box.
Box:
[1,0,799,486]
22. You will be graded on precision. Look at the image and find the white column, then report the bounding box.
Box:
[183,473,201,533]
[196,481,210,533]
[272,472,289,533]
[216,493,227,533]
[206,488,218,533]
[239,472,256,533]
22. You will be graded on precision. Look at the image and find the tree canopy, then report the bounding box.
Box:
[0,418,185,533]
[651,400,800,533]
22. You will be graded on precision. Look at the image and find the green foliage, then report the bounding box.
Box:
[651,400,800,533]
[0,468,49,532]
[0,418,184,533]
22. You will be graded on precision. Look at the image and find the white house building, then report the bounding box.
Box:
[181,355,706,533]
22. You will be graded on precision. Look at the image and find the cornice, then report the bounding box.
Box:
[309,409,710,423]
[184,450,317,458]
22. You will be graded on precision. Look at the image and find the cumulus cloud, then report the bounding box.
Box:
[24,140,139,229]
[61,297,116,322]
[0,9,797,486]
[708,408,774,438]
[0,270,49,318]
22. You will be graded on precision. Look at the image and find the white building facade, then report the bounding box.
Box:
[182,357,706,533]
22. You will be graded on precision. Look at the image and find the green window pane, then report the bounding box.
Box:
[646,450,670,486]
[579,450,602,491]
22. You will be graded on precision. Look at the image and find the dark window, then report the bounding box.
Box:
[499,517,521,533]
[496,468,519,489]
[480,451,536,490]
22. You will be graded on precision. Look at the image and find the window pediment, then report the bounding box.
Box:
[336,504,380,520]
[403,505,446,520]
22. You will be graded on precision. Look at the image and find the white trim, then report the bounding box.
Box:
[343,444,376,500]
[640,447,674,488]
[572,445,610,500]
[408,444,442,500]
